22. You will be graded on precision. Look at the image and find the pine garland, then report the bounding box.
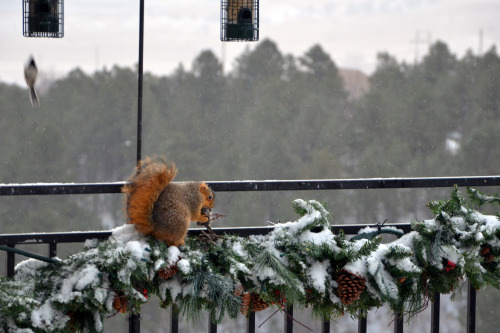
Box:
[1,186,500,332]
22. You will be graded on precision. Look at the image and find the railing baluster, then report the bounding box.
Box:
[246,311,255,333]
[284,303,293,333]
[467,282,476,333]
[6,244,15,278]
[322,315,330,333]
[171,306,178,333]
[431,292,440,333]
[394,312,403,333]
[358,310,367,333]
[49,242,57,258]
[129,313,140,333]
[209,313,217,333]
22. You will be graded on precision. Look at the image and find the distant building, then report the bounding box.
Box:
[339,68,370,99]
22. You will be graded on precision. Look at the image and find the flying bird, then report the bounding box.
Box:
[24,56,39,107]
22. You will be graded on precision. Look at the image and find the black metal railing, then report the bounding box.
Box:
[2,176,499,332]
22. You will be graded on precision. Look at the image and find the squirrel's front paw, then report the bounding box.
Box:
[201,207,212,220]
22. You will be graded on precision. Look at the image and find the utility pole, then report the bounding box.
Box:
[411,30,432,63]
[478,29,483,55]
[221,42,226,75]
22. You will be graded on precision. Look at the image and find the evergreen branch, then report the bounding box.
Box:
[468,187,500,207]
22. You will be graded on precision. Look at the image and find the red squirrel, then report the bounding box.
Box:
[122,158,215,246]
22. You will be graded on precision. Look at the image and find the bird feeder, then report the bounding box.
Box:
[221,0,259,41]
[23,0,64,38]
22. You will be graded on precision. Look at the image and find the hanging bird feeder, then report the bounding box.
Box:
[221,0,259,41]
[23,0,64,38]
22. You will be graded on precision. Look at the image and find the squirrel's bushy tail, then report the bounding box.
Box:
[122,158,177,236]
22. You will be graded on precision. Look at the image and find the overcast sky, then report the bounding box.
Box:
[1,0,499,86]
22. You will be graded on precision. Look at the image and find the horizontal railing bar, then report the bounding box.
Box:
[208,176,500,192]
[0,231,113,245]
[0,224,412,246]
[1,176,499,196]
[0,182,126,196]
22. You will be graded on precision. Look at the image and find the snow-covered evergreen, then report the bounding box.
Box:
[1,186,499,332]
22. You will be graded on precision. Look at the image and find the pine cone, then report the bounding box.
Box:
[234,286,250,315]
[112,293,128,313]
[239,291,251,315]
[481,246,495,262]
[337,269,366,306]
[158,264,178,279]
[250,293,270,312]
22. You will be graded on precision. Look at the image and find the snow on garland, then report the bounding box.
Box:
[1,186,500,332]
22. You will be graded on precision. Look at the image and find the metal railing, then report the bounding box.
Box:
[1,176,499,332]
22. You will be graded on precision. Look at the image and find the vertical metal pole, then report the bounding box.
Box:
[129,1,145,330]
[49,242,57,258]
[394,312,403,333]
[467,282,476,333]
[358,310,367,333]
[209,313,217,333]
[137,0,145,165]
[322,316,330,333]
[171,306,179,333]
[431,292,440,333]
[6,244,15,278]
[129,313,141,333]
[246,311,255,333]
[284,304,293,333]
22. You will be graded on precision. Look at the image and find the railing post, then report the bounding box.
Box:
[129,313,141,333]
[322,315,330,333]
[394,312,403,333]
[170,306,178,333]
[467,282,476,333]
[284,303,293,333]
[358,309,367,333]
[49,242,57,258]
[431,292,440,333]
[246,311,255,333]
[6,244,15,278]
[136,0,144,164]
[209,313,217,333]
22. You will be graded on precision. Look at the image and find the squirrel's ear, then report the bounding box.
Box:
[200,183,215,200]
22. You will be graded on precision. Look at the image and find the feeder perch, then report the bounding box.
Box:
[221,0,259,41]
[23,0,64,38]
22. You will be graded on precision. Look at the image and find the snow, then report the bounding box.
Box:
[280,210,321,235]
[357,226,377,235]
[344,259,366,277]
[93,311,103,332]
[308,260,330,293]
[159,278,183,301]
[58,264,101,303]
[231,240,247,257]
[84,238,100,249]
[14,258,50,278]
[166,246,181,265]
[300,228,334,244]
[177,259,191,274]
[125,240,150,261]
[30,302,68,331]
[473,211,500,231]
[277,199,326,236]
[111,223,144,243]
[229,261,251,277]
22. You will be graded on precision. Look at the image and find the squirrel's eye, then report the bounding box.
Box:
[209,195,213,200]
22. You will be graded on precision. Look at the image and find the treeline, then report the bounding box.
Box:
[0,39,499,234]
